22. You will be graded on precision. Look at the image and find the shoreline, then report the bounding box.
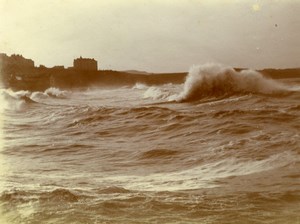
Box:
[1,66,300,91]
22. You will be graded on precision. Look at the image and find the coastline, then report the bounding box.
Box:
[1,66,300,91]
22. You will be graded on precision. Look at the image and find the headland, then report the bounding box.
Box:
[0,53,299,91]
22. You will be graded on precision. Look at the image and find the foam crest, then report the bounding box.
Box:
[175,63,288,102]
[44,87,69,98]
[143,87,170,100]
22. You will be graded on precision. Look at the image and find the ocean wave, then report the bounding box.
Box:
[64,106,179,131]
[173,63,290,102]
[0,89,37,111]
[1,87,69,111]
[0,188,81,203]
[65,106,117,128]
[39,189,79,203]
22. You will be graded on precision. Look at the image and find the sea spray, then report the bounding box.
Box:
[174,63,288,102]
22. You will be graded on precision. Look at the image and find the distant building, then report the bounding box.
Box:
[73,56,98,71]
[0,53,34,70]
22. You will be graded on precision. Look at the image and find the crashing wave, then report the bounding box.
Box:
[174,63,288,102]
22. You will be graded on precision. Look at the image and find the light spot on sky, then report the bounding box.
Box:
[252,3,261,11]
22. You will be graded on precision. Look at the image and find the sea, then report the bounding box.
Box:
[0,64,299,224]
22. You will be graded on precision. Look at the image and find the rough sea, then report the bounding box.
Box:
[1,64,300,223]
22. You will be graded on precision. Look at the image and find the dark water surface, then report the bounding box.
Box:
[1,65,300,223]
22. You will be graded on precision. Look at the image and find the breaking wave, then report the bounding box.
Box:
[174,64,289,102]
[0,89,36,111]
[1,87,69,111]
[44,87,69,98]
[31,87,69,100]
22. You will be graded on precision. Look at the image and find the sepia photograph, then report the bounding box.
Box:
[0,0,300,223]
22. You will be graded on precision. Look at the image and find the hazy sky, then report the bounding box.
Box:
[0,0,299,72]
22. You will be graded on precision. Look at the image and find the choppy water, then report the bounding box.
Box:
[1,64,300,223]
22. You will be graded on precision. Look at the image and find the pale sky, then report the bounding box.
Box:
[0,0,299,72]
